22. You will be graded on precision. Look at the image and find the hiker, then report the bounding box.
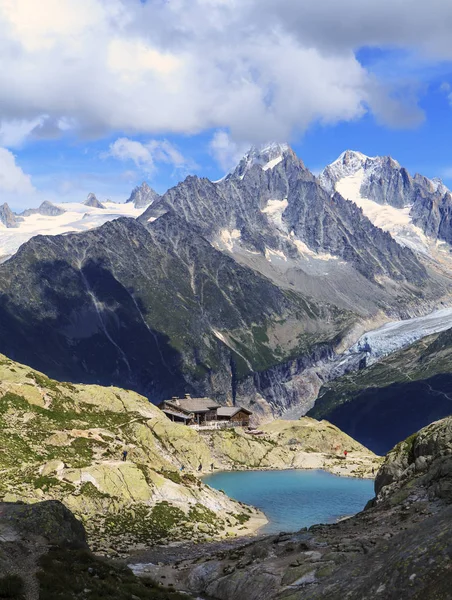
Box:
[198,463,202,472]
[211,463,214,471]
[180,464,185,471]
[344,450,348,459]
[122,450,128,462]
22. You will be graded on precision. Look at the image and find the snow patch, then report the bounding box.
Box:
[290,233,340,262]
[215,228,241,252]
[261,198,288,230]
[336,171,429,254]
[265,248,287,262]
[262,156,283,171]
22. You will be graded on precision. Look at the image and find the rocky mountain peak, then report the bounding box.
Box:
[232,142,297,180]
[320,150,403,193]
[84,193,105,209]
[126,181,161,209]
[21,201,66,218]
[0,202,20,228]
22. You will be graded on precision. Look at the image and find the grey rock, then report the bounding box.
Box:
[126,182,160,208]
[142,145,426,284]
[0,203,20,228]
[21,200,66,217]
[84,193,105,209]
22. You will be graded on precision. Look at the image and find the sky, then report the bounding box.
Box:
[2,0,452,211]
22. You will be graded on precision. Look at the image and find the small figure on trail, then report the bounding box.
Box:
[198,463,202,472]
[180,464,185,471]
[122,450,128,462]
[344,450,348,459]
[211,463,214,471]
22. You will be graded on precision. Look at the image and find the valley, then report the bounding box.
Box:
[4,4,452,598]
[1,145,452,429]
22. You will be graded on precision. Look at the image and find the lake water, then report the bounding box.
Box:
[203,469,374,534]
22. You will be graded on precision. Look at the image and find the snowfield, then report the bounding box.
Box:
[0,201,144,260]
[335,169,430,254]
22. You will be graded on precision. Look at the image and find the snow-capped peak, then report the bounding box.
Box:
[232,142,292,179]
[245,142,290,165]
[320,151,403,194]
[331,149,372,166]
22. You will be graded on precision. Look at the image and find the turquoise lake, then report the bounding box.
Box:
[203,469,374,534]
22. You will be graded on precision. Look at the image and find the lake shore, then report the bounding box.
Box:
[195,449,382,480]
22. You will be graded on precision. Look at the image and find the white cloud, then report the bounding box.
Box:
[0,147,35,194]
[209,131,249,171]
[106,138,192,173]
[0,0,450,145]
[0,117,46,147]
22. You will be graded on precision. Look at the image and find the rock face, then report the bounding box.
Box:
[169,416,452,600]
[84,192,105,209]
[0,213,357,414]
[320,149,452,245]
[0,500,187,600]
[0,202,20,228]
[309,326,452,454]
[127,182,161,208]
[21,200,66,217]
[143,145,426,284]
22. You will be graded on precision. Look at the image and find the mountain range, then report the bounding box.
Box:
[0,145,452,446]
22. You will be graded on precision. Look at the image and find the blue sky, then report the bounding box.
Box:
[2,0,452,211]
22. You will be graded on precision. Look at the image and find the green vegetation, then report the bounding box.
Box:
[37,547,187,600]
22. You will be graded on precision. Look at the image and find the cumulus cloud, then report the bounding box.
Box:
[106,138,192,173]
[0,147,35,194]
[0,0,451,147]
[209,131,249,171]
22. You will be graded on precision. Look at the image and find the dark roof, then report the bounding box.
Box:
[217,406,252,417]
[161,408,192,420]
[159,401,193,415]
[160,397,220,413]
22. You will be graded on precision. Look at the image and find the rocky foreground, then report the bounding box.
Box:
[137,416,452,600]
[0,354,379,555]
[0,500,186,600]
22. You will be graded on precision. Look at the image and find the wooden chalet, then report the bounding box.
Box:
[158,394,252,427]
[216,406,252,427]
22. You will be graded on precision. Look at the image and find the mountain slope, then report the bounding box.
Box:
[0,214,355,412]
[320,150,452,253]
[309,327,452,453]
[173,416,452,600]
[143,145,427,285]
[142,145,449,324]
